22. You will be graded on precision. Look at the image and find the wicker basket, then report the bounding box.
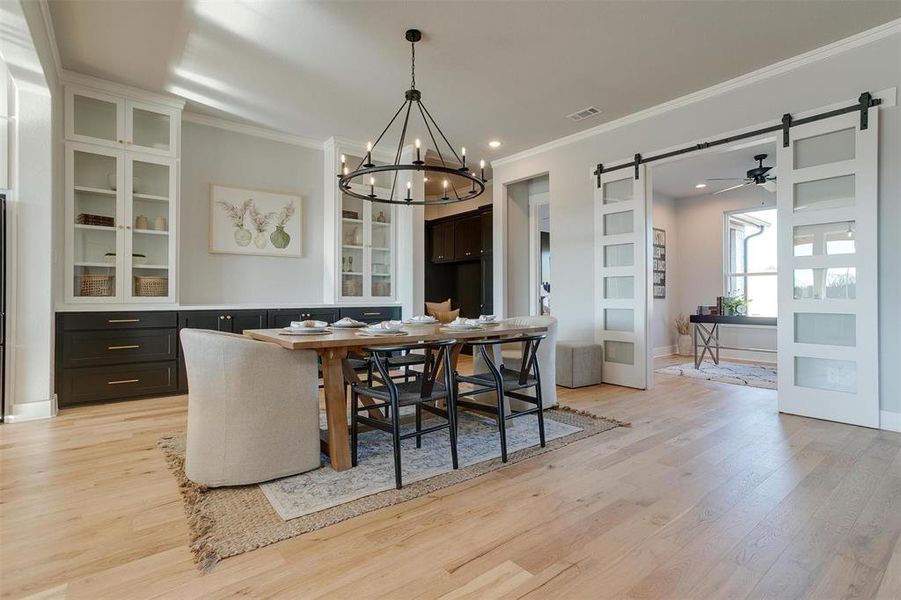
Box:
[134,276,168,297]
[78,274,114,297]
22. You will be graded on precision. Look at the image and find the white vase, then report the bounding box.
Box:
[253,231,268,249]
[678,334,692,355]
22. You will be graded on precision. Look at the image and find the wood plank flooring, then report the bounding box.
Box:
[1,357,899,599]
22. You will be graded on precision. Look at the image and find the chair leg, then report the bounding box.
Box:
[496,388,508,463]
[447,397,459,470]
[351,390,359,467]
[392,402,403,489]
[535,387,546,448]
[415,403,422,449]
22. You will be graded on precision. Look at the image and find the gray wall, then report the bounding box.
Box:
[505,180,531,317]
[650,192,678,355]
[492,33,901,416]
[179,122,325,305]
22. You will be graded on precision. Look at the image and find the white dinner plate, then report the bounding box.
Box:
[281,328,331,336]
[443,324,485,331]
[357,330,408,337]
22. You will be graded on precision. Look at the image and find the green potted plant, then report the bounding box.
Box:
[723,295,749,316]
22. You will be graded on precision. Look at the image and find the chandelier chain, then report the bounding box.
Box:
[410,42,416,89]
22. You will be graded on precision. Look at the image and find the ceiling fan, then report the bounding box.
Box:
[708,153,776,195]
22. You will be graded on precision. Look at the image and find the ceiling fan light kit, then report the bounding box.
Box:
[337,29,486,206]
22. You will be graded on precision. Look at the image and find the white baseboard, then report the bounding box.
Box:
[881,410,901,432]
[653,345,676,357]
[5,399,56,422]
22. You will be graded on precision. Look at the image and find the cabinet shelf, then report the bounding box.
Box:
[74,185,116,196]
[133,264,170,270]
[74,261,116,268]
[342,217,363,224]
[342,244,364,250]
[74,224,116,232]
[342,272,363,276]
[133,193,169,203]
[134,229,169,236]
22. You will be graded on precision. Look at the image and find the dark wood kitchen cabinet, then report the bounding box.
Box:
[430,221,455,263]
[453,215,481,260]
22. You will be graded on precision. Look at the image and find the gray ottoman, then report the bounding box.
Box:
[556,341,603,388]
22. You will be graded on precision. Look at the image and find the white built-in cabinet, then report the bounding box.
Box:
[338,183,396,302]
[63,83,182,304]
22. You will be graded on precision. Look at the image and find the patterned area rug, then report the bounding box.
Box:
[158,407,625,570]
[656,360,777,389]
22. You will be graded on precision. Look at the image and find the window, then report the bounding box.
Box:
[725,208,777,317]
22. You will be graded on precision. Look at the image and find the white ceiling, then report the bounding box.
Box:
[652,139,777,199]
[47,1,901,158]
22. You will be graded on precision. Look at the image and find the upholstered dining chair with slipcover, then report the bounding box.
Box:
[180,329,321,487]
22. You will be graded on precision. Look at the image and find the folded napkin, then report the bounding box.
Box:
[449,317,480,327]
[333,316,364,326]
[409,314,437,322]
[478,314,496,322]
[289,320,328,329]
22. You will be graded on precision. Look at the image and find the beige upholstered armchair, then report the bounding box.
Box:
[472,315,558,410]
[180,329,321,487]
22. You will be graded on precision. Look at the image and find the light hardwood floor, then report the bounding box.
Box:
[1,357,900,599]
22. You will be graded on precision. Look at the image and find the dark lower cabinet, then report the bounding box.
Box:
[55,305,402,405]
[268,308,338,328]
[61,361,177,405]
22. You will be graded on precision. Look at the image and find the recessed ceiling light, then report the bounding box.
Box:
[488,140,502,148]
[695,183,707,189]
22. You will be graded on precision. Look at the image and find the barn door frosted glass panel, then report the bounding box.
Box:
[776,108,879,428]
[595,167,647,389]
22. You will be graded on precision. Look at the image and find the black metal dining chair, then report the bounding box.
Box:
[453,334,547,463]
[350,339,459,489]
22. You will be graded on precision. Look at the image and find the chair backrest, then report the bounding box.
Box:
[467,334,546,386]
[365,339,457,398]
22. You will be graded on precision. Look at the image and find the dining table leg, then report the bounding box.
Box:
[320,347,353,471]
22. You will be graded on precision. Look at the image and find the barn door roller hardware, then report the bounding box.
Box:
[594,90,882,187]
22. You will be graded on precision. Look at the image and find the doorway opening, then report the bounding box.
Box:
[504,174,548,317]
[649,140,779,390]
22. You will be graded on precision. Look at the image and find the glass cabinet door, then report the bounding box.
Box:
[126,155,176,301]
[369,205,394,298]
[126,101,177,157]
[69,144,123,300]
[67,88,124,149]
[339,193,365,299]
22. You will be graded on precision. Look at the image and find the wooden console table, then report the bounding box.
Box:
[690,315,777,368]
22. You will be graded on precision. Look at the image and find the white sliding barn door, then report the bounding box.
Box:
[595,166,648,389]
[776,110,879,427]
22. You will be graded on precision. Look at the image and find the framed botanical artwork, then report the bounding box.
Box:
[209,184,302,257]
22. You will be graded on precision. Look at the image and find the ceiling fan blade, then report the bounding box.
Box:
[706,177,745,181]
[762,180,777,192]
[712,182,751,195]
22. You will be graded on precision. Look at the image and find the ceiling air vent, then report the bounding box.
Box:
[566,106,602,122]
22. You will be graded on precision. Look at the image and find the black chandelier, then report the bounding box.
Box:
[337,29,486,206]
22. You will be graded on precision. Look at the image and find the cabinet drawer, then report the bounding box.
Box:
[60,311,177,331]
[339,306,401,323]
[62,329,177,368]
[60,361,177,406]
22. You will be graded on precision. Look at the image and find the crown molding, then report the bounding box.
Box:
[182,112,324,150]
[60,69,186,109]
[36,0,63,82]
[492,17,901,168]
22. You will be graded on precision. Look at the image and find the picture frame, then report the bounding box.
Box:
[209,184,302,257]
[652,227,666,298]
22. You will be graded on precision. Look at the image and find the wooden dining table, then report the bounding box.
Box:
[244,321,547,471]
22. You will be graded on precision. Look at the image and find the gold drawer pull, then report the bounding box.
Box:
[108,344,140,350]
[108,318,140,323]
[107,379,139,385]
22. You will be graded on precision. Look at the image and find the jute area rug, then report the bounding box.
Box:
[655,360,777,390]
[158,406,625,570]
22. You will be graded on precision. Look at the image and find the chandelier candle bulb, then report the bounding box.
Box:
[369,176,376,198]
[406,181,412,201]
[365,142,373,167]
[414,138,422,164]
[461,146,466,168]
[480,159,485,181]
